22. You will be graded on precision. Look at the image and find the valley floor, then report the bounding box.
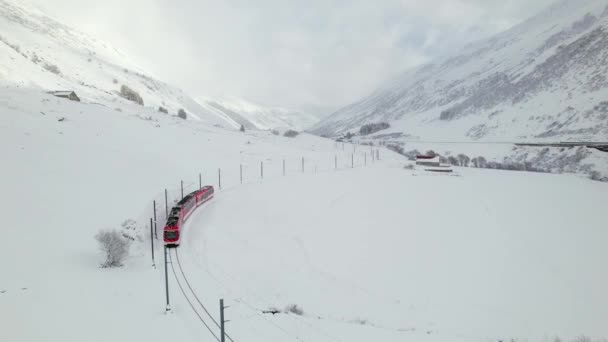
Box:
[0,88,606,342]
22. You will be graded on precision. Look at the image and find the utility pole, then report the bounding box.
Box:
[261,161,264,179]
[220,299,227,342]
[164,246,171,312]
[150,218,155,268]
[164,189,168,218]
[153,200,157,239]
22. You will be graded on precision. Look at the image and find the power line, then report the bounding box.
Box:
[175,249,235,342]
[168,250,221,342]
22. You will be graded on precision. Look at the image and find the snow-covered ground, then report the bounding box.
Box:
[1,87,607,342]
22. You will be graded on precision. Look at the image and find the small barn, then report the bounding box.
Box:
[415,155,440,167]
[49,90,80,102]
[416,154,453,173]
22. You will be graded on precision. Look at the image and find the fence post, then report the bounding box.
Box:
[261,161,264,179]
[365,152,367,166]
[335,155,337,170]
[150,218,155,268]
[218,168,222,190]
[302,157,304,173]
[199,173,202,190]
[351,154,354,168]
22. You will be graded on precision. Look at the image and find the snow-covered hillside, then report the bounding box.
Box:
[1,86,607,342]
[0,0,243,127]
[311,0,608,142]
[202,97,322,131]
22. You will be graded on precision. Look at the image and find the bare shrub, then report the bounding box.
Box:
[359,122,390,135]
[95,229,130,268]
[120,85,144,105]
[589,171,606,182]
[283,130,299,138]
[403,164,415,170]
[43,63,60,74]
[285,304,304,315]
[177,109,187,119]
[447,156,459,166]
[31,53,41,64]
[158,106,168,114]
[240,124,245,132]
[402,149,421,160]
[457,154,470,167]
[387,144,404,155]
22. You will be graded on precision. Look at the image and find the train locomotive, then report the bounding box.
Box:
[163,185,214,247]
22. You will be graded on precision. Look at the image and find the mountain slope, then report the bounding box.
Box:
[202,97,322,131]
[311,0,608,142]
[0,0,239,128]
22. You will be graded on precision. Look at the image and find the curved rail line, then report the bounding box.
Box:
[174,248,235,342]
[168,249,221,342]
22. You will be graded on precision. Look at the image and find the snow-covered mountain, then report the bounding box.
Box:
[311,0,608,142]
[0,0,242,128]
[201,97,322,131]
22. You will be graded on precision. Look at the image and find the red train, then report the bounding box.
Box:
[163,185,215,247]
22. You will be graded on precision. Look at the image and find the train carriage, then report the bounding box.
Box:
[163,186,215,247]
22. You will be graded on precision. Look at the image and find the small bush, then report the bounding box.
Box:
[387,144,404,155]
[158,106,168,114]
[440,109,455,120]
[120,85,144,105]
[271,129,280,135]
[95,229,130,268]
[359,122,390,135]
[177,109,187,120]
[283,130,299,138]
[285,304,304,315]
[403,149,421,160]
[43,63,60,74]
[240,124,245,132]
[31,53,41,64]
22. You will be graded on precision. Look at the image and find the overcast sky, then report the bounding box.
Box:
[29,0,556,115]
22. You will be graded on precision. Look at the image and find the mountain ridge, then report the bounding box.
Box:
[311,0,608,143]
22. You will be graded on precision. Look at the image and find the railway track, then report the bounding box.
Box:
[168,248,235,342]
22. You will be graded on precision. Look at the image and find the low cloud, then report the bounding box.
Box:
[29,0,556,115]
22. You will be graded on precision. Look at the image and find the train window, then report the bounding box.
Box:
[164,231,178,239]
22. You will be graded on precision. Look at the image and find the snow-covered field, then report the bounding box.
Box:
[1,87,607,342]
